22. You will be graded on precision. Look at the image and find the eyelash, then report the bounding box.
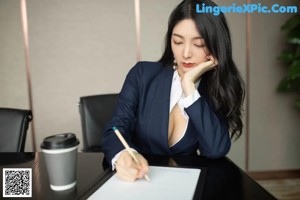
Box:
[173,41,205,48]
[173,41,182,45]
[195,44,205,48]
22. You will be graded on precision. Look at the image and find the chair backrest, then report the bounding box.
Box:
[79,94,118,152]
[0,108,32,152]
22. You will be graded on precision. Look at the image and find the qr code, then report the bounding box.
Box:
[3,168,32,197]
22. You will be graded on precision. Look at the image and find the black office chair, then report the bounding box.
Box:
[79,94,118,152]
[0,108,32,152]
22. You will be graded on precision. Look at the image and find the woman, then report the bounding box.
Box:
[102,0,245,182]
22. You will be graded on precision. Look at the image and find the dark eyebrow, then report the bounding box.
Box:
[172,33,202,40]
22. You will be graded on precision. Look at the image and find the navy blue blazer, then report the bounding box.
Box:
[102,61,231,166]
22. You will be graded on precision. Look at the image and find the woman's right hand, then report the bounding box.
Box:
[115,151,149,182]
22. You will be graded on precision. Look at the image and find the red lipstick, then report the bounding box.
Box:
[182,62,195,68]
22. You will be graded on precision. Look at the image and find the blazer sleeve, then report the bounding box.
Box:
[185,96,231,158]
[102,63,142,166]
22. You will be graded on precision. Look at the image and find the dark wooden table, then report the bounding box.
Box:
[0,153,276,200]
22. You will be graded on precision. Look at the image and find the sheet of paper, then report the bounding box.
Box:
[88,166,201,200]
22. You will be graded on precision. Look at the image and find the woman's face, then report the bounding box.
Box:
[171,19,209,77]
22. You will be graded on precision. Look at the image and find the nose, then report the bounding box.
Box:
[183,44,192,59]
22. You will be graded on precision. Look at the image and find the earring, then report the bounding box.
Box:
[173,59,177,70]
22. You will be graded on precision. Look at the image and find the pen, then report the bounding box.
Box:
[112,126,151,182]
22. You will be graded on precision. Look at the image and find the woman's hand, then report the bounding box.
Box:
[181,56,218,96]
[115,151,149,182]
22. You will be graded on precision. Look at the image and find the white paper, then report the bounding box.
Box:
[88,166,201,200]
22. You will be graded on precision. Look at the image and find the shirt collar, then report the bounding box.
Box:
[173,69,180,81]
[173,70,201,89]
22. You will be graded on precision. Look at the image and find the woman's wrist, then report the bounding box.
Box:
[181,78,196,96]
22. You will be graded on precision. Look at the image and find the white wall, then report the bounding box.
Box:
[28,0,136,151]
[0,0,299,171]
[249,0,300,171]
[0,0,32,150]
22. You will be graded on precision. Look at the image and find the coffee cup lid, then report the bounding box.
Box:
[40,133,79,150]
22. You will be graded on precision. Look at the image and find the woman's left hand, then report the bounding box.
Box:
[181,56,218,96]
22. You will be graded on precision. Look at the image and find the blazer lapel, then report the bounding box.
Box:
[145,67,174,154]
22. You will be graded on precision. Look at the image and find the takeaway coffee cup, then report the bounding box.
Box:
[41,133,79,191]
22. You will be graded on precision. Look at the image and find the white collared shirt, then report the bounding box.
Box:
[169,70,201,147]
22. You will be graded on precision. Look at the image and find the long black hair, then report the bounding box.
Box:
[159,0,245,139]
